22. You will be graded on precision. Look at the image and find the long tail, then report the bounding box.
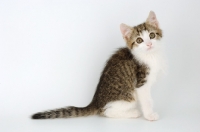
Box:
[31,104,97,119]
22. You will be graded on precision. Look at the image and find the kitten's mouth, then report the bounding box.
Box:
[147,47,153,50]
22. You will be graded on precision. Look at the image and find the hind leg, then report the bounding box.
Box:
[102,100,141,118]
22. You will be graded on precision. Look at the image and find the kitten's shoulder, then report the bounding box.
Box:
[111,47,133,60]
[102,47,134,72]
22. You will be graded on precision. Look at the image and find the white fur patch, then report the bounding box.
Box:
[103,100,140,118]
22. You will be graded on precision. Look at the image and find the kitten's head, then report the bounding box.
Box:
[120,11,162,54]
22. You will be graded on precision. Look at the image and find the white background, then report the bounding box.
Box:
[0,0,200,132]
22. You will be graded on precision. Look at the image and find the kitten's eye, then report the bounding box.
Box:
[149,32,156,39]
[136,37,143,44]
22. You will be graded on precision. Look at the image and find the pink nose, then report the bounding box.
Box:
[147,42,152,47]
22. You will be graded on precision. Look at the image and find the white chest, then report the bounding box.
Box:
[139,53,162,86]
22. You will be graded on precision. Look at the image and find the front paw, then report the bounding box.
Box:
[144,112,159,121]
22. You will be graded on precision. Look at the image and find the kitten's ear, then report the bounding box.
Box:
[120,23,132,39]
[146,11,159,28]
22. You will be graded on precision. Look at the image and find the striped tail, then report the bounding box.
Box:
[31,104,97,119]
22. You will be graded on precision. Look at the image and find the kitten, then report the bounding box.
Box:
[32,11,164,121]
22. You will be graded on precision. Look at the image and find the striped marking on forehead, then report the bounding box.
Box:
[134,23,148,35]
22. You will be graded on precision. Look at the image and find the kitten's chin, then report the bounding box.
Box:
[132,46,160,56]
[146,46,160,53]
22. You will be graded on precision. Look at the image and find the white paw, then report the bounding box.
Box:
[144,112,159,121]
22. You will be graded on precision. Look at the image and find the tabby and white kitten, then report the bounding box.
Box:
[32,11,164,121]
